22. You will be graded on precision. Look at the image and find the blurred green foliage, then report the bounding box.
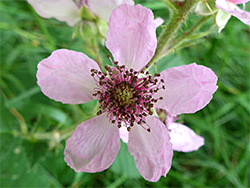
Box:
[0,0,249,187]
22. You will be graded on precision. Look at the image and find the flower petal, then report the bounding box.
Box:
[216,0,250,26]
[228,0,249,4]
[37,49,99,104]
[154,17,164,27]
[27,0,80,26]
[119,126,129,143]
[128,116,173,182]
[106,4,157,70]
[168,123,204,152]
[87,0,134,22]
[216,9,232,32]
[64,114,120,172]
[156,63,218,115]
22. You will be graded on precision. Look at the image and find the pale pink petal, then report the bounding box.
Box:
[27,0,80,26]
[37,49,99,104]
[168,123,205,152]
[223,6,250,25]
[87,0,134,22]
[128,116,173,182]
[229,0,249,4]
[154,17,164,27]
[119,126,129,143]
[216,0,250,25]
[64,113,120,172]
[156,63,218,115]
[106,4,157,70]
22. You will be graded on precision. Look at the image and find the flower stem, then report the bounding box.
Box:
[164,15,212,55]
[164,0,179,13]
[144,0,197,70]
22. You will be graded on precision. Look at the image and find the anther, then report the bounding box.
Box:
[91,61,165,133]
[97,110,102,115]
[147,128,151,132]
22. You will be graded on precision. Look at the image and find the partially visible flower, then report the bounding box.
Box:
[160,110,204,152]
[36,4,218,182]
[27,0,134,26]
[195,0,250,32]
[216,0,250,32]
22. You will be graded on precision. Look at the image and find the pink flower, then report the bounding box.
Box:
[216,0,250,32]
[36,4,218,182]
[27,0,134,26]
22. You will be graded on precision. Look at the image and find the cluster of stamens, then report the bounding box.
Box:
[91,56,165,132]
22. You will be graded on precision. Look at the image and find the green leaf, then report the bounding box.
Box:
[22,140,49,167]
[110,142,141,178]
[40,145,75,186]
[5,86,40,108]
[0,95,19,132]
[0,133,62,187]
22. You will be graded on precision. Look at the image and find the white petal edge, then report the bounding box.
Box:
[27,0,80,26]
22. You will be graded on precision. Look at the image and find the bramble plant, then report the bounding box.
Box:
[1,0,249,186]
[29,0,249,182]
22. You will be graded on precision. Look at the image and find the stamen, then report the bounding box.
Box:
[91,59,165,132]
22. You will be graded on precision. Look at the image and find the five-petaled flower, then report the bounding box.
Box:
[36,4,218,182]
[216,0,250,32]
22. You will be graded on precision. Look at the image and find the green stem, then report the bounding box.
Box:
[165,16,212,55]
[164,0,178,13]
[91,40,105,73]
[144,0,197,70]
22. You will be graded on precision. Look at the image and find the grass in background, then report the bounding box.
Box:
[0,1,249,187]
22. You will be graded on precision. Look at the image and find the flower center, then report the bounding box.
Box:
[91,57,165,132]
[112,82,134,106]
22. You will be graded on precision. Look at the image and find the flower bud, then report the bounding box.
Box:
[73,20,98,39]
[96,19,108,38]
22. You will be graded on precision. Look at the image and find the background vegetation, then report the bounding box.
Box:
[0,0,249,187]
